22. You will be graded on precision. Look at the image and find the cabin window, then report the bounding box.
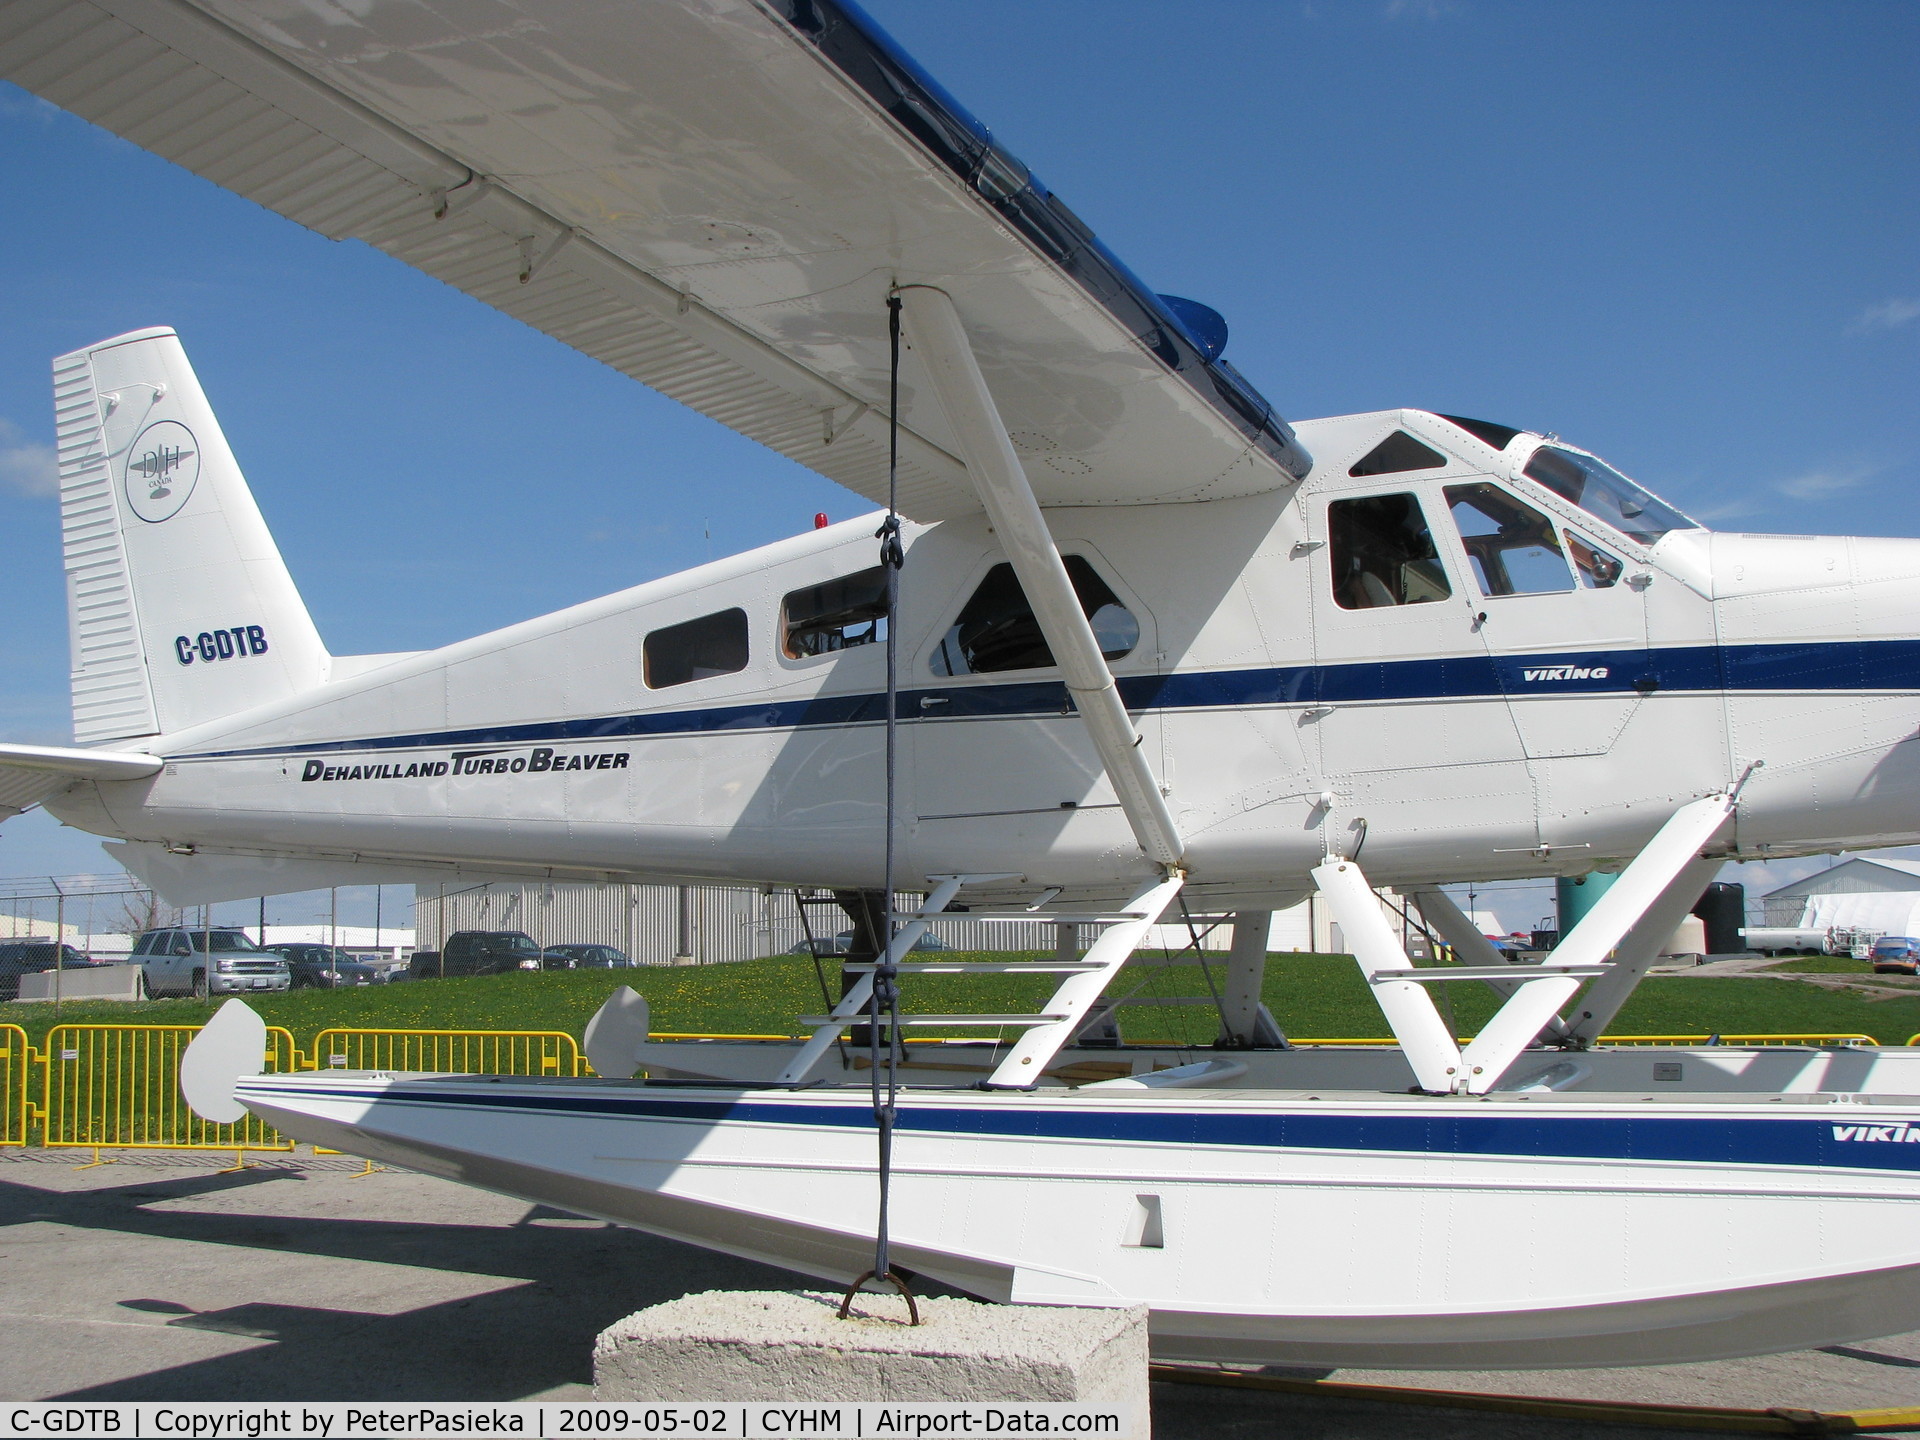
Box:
[1348,430,1447,478]
[1569,531,1623,589]
[1445,483,1574,596]
[783,567,889,659]
[930,556,1139,676]
[1327,493,1453,610]
[643,608,749,688]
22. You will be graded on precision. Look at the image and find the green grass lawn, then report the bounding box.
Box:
[1764,956,1873,973]
[8,950,1919,1052]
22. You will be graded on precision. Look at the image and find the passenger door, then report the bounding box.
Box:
[1307,486,1527,772]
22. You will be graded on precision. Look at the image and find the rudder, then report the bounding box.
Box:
[55,328,329,744]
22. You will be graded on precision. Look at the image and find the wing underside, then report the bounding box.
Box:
[0,0,1310,519]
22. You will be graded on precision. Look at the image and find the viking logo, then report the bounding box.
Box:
[122,419,199,523]
[1521,665,1610,683]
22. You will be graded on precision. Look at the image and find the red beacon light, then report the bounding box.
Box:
[813,512,829,530]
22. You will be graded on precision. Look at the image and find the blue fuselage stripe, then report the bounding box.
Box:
[176,638,1920,762]
[245,1082,1920,1174]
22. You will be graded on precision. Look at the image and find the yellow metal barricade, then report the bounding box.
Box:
[40,1023,299,1155]
[0,1024,27,1147]
[1598,1033,1877,1048]
[308,1028,586,1076]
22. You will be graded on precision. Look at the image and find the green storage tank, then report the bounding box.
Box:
[1556,872,1620,939]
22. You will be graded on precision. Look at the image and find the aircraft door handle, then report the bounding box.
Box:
[919,696,949,710]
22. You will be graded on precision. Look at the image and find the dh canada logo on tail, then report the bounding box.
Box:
[122,419,199,523]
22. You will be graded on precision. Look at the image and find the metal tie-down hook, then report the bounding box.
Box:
[837,1269,921,1326]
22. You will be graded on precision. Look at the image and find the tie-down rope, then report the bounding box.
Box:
[841,292,917,1323]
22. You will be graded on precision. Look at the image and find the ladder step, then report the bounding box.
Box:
[842,962,1107,974]
[911,911,1144,924]
[794,1013,1067,1027]
[1370,965,1607,983]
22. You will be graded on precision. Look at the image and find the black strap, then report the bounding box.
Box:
[858,292,912,1313]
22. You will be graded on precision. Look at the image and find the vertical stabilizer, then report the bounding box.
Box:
[54,329,330,744]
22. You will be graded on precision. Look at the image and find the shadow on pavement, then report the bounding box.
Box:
[0,1164,801,1400]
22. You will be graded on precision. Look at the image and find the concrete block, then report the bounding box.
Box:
[595,1289,1147,1417]
[16,964,143,1002]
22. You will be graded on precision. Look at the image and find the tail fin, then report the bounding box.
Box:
[54,328,330,744]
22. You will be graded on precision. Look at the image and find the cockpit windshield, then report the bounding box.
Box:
[1521,445,1698,547]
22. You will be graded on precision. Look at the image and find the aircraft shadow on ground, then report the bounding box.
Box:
[0,1168,801,1400]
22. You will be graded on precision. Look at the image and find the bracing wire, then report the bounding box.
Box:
[1178,895,1232,1044]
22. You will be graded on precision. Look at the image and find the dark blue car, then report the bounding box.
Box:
[1872,936,1920,975]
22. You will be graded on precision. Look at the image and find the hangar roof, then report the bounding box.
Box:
[1763,857,1920,899]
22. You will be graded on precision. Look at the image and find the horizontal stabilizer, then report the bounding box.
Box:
[0,741,161,822]
[106,839,682,908]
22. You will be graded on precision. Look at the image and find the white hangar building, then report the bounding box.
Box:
[1761,857,1920,938]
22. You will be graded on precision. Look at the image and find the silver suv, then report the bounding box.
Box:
[130,927,292,998]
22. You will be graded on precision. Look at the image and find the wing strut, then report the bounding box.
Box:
[1410,886,1570,1044]
[897,286,1184,869]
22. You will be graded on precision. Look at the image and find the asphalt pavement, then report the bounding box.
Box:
[0,1150,1912,1436]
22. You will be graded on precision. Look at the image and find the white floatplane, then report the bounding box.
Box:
[8,0,1920,1369]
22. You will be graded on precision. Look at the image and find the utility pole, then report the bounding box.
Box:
[51,877,64,1012]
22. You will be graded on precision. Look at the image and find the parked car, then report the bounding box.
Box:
[785,930,953,957]
[349,952,412,980]
[263,943,387,989]
[0,942,99,1001]
[129,927,291,998]
[1872,936,1920,975]
[539,944,634,969]
[408,930,544,979]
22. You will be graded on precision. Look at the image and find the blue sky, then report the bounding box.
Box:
[0,1,1915,928]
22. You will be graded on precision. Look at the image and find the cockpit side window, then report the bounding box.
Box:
[1444,483,1574,596]
[930,556,1139,676]
[1327,493,1453,610]
[1568,531,1623,589]
[1522,445,1696,546]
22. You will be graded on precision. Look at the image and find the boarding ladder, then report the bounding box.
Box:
[775,872,1186,1088]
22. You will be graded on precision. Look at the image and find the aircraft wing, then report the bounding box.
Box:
[0,0,1311,520]
[0,741,162,821]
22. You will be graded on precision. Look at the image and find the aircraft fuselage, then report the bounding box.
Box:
[48,407,1920,910]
